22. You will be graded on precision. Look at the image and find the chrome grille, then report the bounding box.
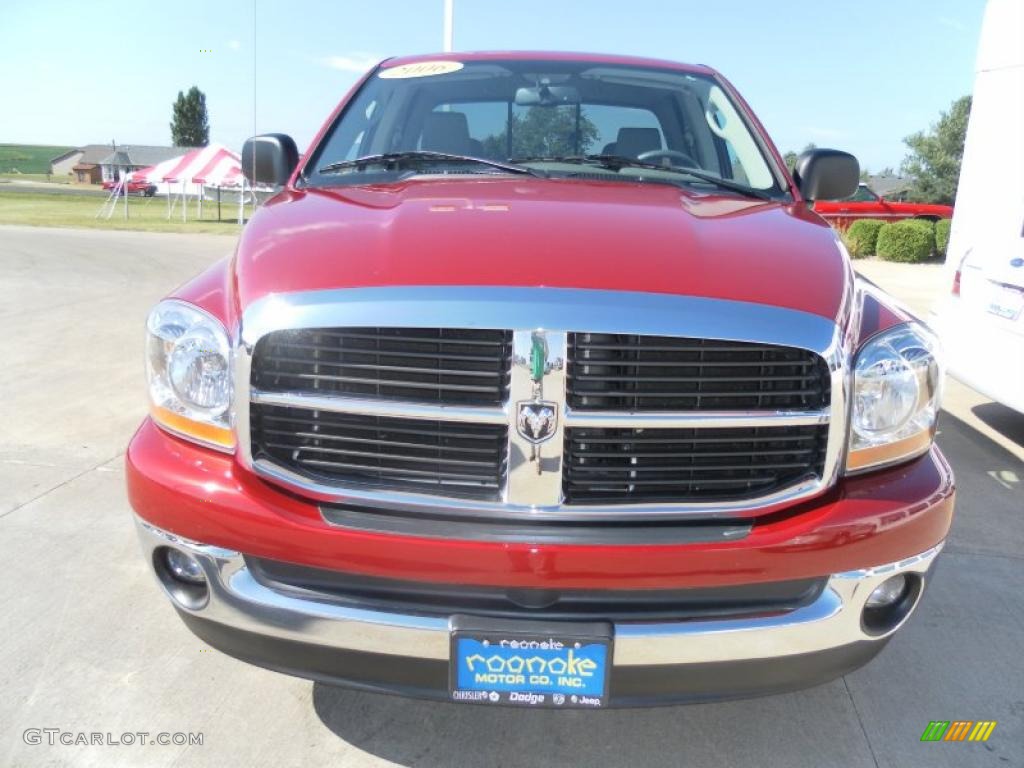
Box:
[564,424,829,503]
[239,287,845,522]
[253,327,512,406]
[567,333,830,411]
[250,404,508,499]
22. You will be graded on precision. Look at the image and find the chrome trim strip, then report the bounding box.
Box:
[565,408,831,429]
[318,504,753,544]
[253,458,824,521]
[137,519,448,659]
[250,389,508,424]
[506,330,566,506]
[239,287,838,350]
[136,517,942,667]
[235,286,850,521]
[614,542,941,665]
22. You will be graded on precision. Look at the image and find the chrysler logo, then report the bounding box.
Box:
[517,401,558,444]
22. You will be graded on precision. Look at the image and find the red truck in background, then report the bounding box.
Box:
[102,178,157,196]
[126,52,953,708]
[815,182,953,228]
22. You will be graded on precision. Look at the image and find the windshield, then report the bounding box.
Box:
[303,59,787,198]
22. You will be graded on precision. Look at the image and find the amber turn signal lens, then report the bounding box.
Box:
[151,405,235,450]
[846,430,933,473]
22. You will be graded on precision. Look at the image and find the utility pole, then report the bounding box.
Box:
[443,0,454,52]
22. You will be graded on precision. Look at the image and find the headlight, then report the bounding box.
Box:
[146,300,234,451]
[847,323,941,473]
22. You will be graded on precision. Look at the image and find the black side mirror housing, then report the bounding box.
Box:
[241,134,299,187]
[793,149,860,202]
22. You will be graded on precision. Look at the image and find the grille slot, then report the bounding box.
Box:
[564,425,829,504]
[253,327,512,406]
[568,333,830,411]
[248,556,827,622]
[251,404,508,500]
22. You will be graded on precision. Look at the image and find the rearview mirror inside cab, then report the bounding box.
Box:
[514,85,581,106]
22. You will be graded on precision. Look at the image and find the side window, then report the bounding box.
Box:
[724,143,750,185]
[581,105,664,155]
[310,77,390,167]
[703,86,773,189]
[340,100,379,159]
[828,186,876,202]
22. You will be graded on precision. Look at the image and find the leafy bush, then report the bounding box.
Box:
[876,220,936,263]
[935,218,951,256]
[844,219,886,258]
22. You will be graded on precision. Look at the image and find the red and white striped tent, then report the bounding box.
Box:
[131,143,243,195]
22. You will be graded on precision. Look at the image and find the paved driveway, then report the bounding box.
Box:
[1,227,1021,767]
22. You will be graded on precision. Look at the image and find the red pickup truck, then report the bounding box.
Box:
[814,183,953,228]
[127,52,953,708]
[102,178,157,197]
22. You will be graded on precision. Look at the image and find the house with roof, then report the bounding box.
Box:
[51,144,198,184]
[48,145,110,183]
[865,174,913,201]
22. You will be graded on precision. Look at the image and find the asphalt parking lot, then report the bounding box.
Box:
[1,225,1022,768]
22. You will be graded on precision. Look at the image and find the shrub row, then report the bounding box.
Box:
[935,218,951,256]
[843,219,886,258]
[876,219,935,263]
[841,217,948,263]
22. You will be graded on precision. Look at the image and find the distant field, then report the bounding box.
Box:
[0,189,246,234]
[0,143,74,173]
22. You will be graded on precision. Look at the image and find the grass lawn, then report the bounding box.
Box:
[0,143,75,174]
[0,172,71,184]
[0,190,248,234]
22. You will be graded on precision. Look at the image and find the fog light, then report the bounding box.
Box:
[164,548,206,584]
[866,574,907,608]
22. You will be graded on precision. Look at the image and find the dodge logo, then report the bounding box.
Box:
[516,401,558,444]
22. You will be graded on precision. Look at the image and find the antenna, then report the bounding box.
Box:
[443,0,454,52]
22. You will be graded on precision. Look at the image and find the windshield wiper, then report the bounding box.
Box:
[513,154,772,200]
[319,151,543,177]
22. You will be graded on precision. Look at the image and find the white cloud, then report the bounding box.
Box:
[321,53,379,73]
[937,16,967,32]
[227,39,241,51]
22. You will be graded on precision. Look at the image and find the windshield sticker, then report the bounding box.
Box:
[379,61,464,79]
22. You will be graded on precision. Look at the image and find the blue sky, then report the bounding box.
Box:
[4,0,985,171]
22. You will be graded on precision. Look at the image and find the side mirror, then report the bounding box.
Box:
[241,134,299,187]
[793,149,859,202]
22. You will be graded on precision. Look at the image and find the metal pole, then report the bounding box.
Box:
[217,186,221,221]
[443,0,454,52]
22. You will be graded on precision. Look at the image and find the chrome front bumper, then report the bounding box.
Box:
[137,517,942,677]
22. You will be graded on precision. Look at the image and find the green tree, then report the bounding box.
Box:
[170,86,210,147]
[901,95,971,204]
[481,106,599,159]
[783,142,817,172]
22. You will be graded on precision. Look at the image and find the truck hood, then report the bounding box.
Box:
[235,178,849,320]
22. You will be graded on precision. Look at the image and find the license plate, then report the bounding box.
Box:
[987,285,1024,321]
[450,617,612,708]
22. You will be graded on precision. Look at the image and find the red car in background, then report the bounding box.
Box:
[102,178,157,197]
[815,183,952,228]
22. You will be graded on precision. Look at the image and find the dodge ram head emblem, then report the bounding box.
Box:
[516,401,558,444]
